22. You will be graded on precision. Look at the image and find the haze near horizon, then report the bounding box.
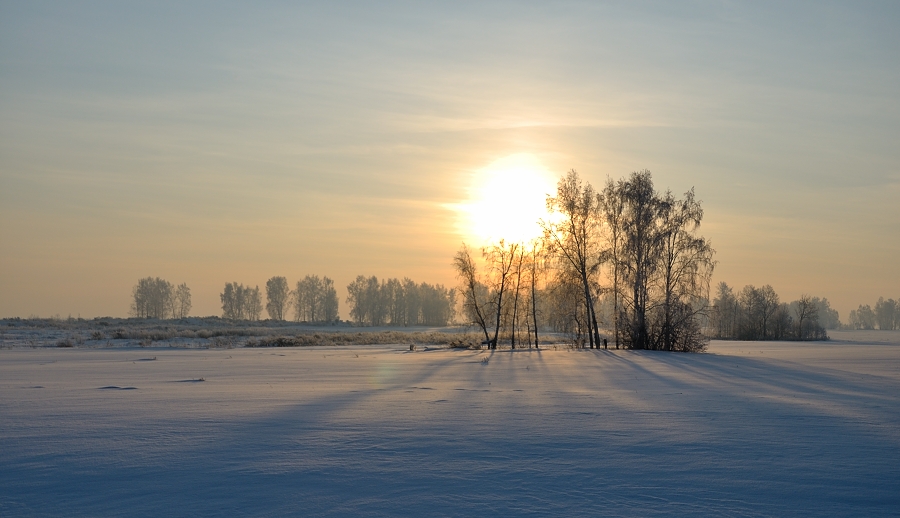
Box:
[1,2,898,320]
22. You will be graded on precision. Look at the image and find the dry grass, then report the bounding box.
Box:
[246,331,482,348]
[1,317,571,349]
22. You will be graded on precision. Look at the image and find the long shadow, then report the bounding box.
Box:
[4,346,899,517]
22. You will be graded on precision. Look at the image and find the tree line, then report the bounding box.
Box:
[455,170,715,352]
[130,274,452,326]
[848,297,899,330]
[219,276,341,322]
[346,276,456,327]
[708,282,838,341]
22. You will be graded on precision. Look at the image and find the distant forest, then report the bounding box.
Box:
[708,283,838,341]
[847,298,899,330]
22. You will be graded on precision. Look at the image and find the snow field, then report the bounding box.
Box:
[1,341,898,516]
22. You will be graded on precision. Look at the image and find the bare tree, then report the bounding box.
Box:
[346,274,451,327]
[221,282,261,320]
[346,275,383,326]
[599,176,626,348]
[711,282,739,339]
[483,240,518,349]
[221,282,243,320]
[384,278,405,325]
[527,239,547,349]
[321,277,339,322]
[614,171,665,349]
[453,244,492,343]
[508,245,527,348]
[246,286,262,321]
[770,302,793,340]
[757,285,780,340]
[738,285,763,339]
[795,295,818,340]
[543,170,603,348]
[265,276,291,321]
[131,277,174,319]
[419,282,455,326]
[172,283,191,319]
[294,275,339,323]
[403,278,420,326]
[875,297,897,330]
[655,188,715,351]
[813,298,841,330]
[595,171,715,351]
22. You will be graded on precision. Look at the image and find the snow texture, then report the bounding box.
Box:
[1,337,899,516]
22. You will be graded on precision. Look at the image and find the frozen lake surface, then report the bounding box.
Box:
[2,338,899,516]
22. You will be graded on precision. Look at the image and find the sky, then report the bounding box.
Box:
[1,1,898,320]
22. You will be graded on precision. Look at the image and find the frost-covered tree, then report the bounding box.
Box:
[598,171,714,351]
[265,276,291,321]
[131,277,174,319]
[849,304,876,330]
[245,286,262,321]
[794,295,818,340]
[875,297,897,330]
[221,282,260,320]
[221,282,243,320]
[813,297,840,330]
[453,245,492,342]
[710,282,740,339]
[543,170,603,348]
[294,275,339,323]
[654,187,715,351]
[172,283,192,319]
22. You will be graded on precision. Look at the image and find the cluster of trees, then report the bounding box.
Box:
[454,241,545,348]
[228,275,339,323]
[290,275,339,323]
[455,170,716,352]
[220,282,263,320]
[346,276,456,326]
[134,273,450,325]
[708,283,837,341]
[131,277,192,319]
[848,297,899,330]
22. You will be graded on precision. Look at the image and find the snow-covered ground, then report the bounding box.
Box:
[2,336,898,516]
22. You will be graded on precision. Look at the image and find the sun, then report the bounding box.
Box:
[456,154,558,245]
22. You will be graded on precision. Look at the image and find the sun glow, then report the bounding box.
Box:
[457,154,558,245]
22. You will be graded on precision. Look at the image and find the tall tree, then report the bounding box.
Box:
[321,277,339,322]
[599,176,626,348]
[245,286,263,321]
[616,171,665,349]
[509,245,526,348]
[875,297,897,330]
[795,295,819,340]
[656,188,715,351]
[265,276,291,321]
[483,241,518,349]
[544,170,603,348]
[221,282,245,320]
[172,283,192,319]
[757,285,780,340]
[711,282,739,339]
[527,239,546,349]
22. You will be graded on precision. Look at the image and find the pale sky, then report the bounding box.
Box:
[1,1,898,320]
